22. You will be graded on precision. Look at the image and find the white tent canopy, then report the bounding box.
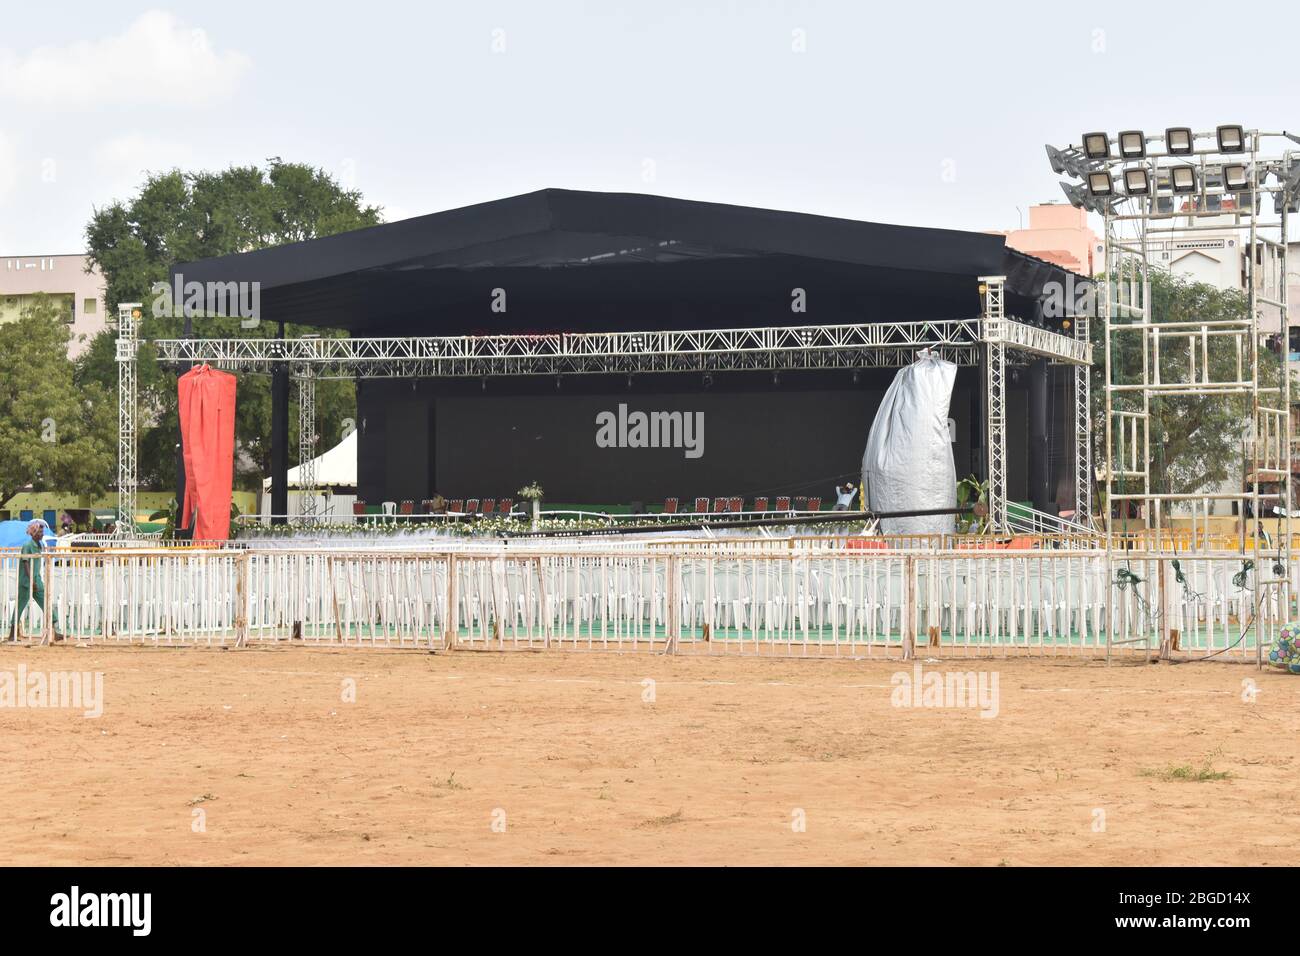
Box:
[263,429,357,491]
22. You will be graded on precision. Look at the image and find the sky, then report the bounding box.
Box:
[2,1,1299,256]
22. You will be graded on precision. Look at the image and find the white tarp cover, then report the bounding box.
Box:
[861,350,957,534]
[263,428,357,490]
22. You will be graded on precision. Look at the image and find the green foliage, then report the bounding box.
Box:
[0,295,117,504]
[148,498,180,540]
[1091,270,1285,507]
[954,474,989,534]
[516,481,545,501]
[235,516,879,540]
[81,160,381,492]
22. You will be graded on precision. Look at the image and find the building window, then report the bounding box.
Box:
[84,298,97,315]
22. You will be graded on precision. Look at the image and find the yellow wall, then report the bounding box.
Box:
[3,491,257,517]
[0,292,73,325]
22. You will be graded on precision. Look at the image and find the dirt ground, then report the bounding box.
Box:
[0,644,1295,866]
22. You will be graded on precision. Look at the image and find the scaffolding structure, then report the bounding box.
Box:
[1050,125,1300,659]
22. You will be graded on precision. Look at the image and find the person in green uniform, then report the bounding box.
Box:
[10,520,58,642]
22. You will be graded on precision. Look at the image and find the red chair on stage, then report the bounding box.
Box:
[480,498,495,515]
[776,496,791,512]
[753,496,768,513]
[693,497,710,514]
[729,496,743,513]
[663,497,679,514]
[712,498,727,513]
[498,498,513,515]
[352,500,367,516]
[465,498,479,515]
[807,497,822,512]
[448,499,464,513]
[399,500,414,515]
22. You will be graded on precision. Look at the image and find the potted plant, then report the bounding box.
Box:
[955,475,989,535]
[517,481,544,530]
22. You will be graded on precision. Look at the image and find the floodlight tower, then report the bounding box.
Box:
[1049,126,1300,657]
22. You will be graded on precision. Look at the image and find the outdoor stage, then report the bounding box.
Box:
[151,188,1092,530]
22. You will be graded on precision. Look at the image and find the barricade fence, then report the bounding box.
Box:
[2,547,1291,660]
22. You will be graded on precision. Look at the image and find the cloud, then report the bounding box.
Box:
[93,134,197,197]
[0,11,251,107]
[0,130,16,203]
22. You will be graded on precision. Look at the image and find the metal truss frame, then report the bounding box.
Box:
[115,303,141,538]
[296,367,318,517]
[980,278,1010,532]
[154,319,1088,379]
[148,315,1089,538]
[1073,311,1092,525]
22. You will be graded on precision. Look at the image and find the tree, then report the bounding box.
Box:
[1090,270,1285,509]
[0,295,116,506]
[81,160,380,491]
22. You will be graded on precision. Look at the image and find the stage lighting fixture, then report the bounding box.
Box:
[1123,168,1151,195]
[1217,125,1245,153]
[1118,130,1146,158]
[1045,145,1070,175]
[1060,181,1088,209]
[1275,158,1300,213]
[1087,171,1115,197]
[1165,127,1194,155]
[1082,132,1110,159]
[1222,164,1249,191]
[1170,166,1197,193]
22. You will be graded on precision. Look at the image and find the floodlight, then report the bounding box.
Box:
[1165,127,1194,155]
[1086,171,1115,196]
[1062,179,1117,215]
[1123,168,1151,195]
[1045,145,1070,175]
[1222,163,1249,191]
[1217,125,1245,153]
[1275,158,1300,213]
[1118,130,1146,158]
[1055,182,1086,208]
[1170,165,1197,193]
[1082,132,1110,159]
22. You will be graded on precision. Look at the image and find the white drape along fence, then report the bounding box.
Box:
[2,548,1290,659]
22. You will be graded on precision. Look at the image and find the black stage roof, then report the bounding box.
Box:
[173,188,1078,334]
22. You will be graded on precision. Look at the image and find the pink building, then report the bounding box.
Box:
[1,254,109,357]
[992,204,1099,276]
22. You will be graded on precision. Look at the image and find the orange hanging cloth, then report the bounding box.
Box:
[178,364,238,541]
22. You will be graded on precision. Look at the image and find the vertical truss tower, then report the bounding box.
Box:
[115,303,141,538]
[296,367,319,520]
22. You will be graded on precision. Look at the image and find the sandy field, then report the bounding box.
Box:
[0,644,1295,866]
